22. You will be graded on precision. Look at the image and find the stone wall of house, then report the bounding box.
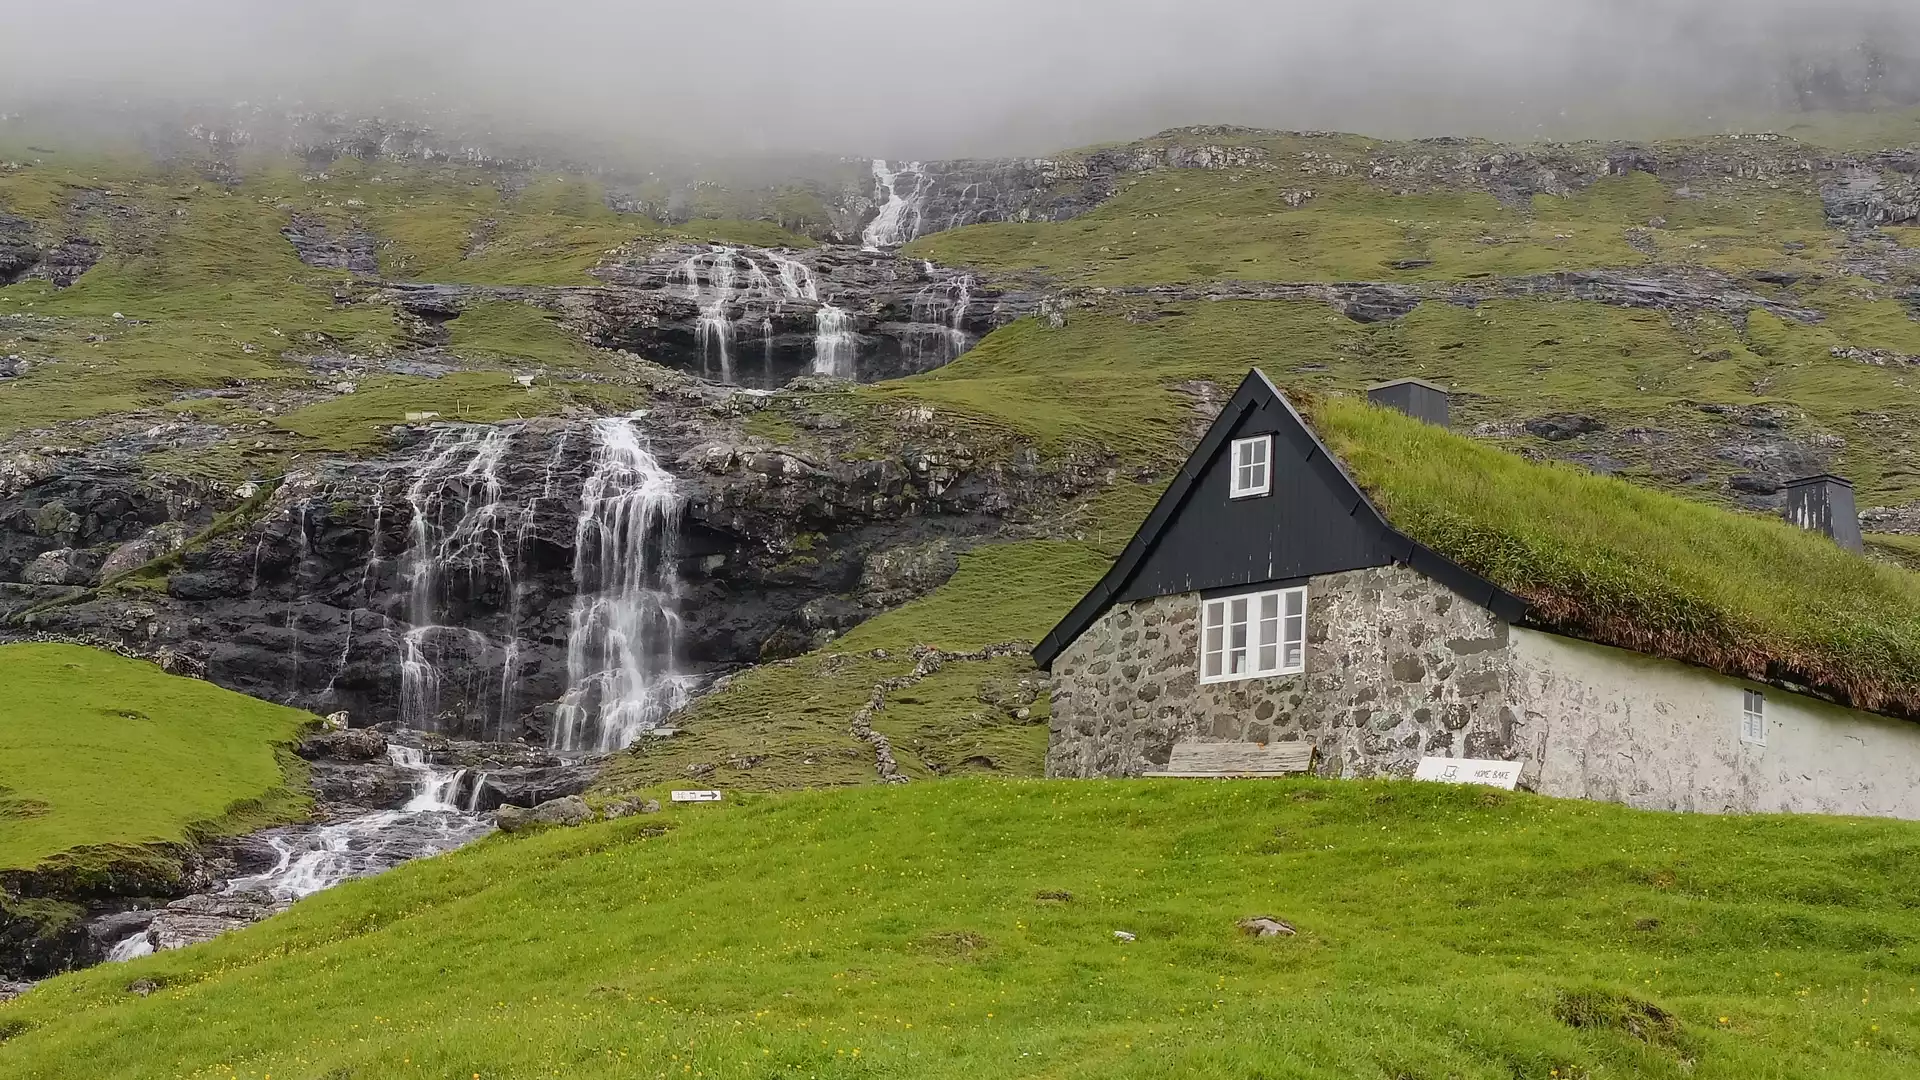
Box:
[1048,567,1920,821]
[1047,564,1533,779]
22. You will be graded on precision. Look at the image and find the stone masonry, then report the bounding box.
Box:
[1047,564,1531,780]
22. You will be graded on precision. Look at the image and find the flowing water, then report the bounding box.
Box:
[813,305,858,378]
[675,247,821,385]
[864,160,930,249]
[374,415,689,750]
[397,426,525,737]
[553,416,694,752]
[107,743,492,962]
[907,271,976,367]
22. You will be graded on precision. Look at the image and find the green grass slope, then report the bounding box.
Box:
[7,780,1920,1078]
[595,541,1108,794]
[0,644,314,873]
[909,162,1834,286]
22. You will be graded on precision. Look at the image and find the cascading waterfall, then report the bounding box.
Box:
[552,416,693,753]
[813,305,858,378]
[676,247,821,385]
[864,159,930,249]
[907,271,976,367]
[681,247,742,384]
[396,426,525,737]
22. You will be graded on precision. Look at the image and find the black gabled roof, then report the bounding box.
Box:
[1032,369,1527,671]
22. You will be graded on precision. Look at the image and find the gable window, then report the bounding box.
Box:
[1230,435,1272,499]
[1201,587,1307,683]
[1741,689,1767,746]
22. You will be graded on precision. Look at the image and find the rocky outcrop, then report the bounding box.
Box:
[1822,156,1920,230]
[1071,268,1826,327]
[495,795,592,832]
[0,213,100,288]
[282,213,379,274]
[5,383,1099,743]
[0,214,41,286]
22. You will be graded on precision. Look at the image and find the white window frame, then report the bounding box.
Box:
[1741,689,1767,746]
[1200,587,1308,684]
[1230,435,1273,499]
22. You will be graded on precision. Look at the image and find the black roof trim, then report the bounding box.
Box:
[1032,369,1527,670]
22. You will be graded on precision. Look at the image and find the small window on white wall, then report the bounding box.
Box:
[1230,436,1272,499]
[1741,689,1767,746]
[1201,587,1307,683]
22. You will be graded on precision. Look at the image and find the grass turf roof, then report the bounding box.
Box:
[1305,394,1920,720]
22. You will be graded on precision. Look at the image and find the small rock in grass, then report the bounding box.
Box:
[1113,930,1136,942]
[1238,916,1297,938]
[1035,890,1073,903]
[497,795,595,834]
[601,797,661,820]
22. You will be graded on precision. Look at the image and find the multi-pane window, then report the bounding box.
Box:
[1741,689,1767,746]
[1230,435,1272,499]
[1201,587,1307,683]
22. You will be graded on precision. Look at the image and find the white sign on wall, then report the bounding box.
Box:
[670,789,724,803]
[1414,757,1522,790]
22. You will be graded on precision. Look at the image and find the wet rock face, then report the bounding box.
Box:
[0,214,41,286]
[0,466,194,585]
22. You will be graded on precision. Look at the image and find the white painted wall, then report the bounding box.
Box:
[1511,627,1920,820]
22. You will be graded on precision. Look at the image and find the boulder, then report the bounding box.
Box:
[601,797,661,820]
[298,727,389,761]
[1238,916,1298,938]
[496,795,594,833]
[98,523,188,581]
[1524,414,1607,442]
[24,548,94,586]
[147,892,283,952]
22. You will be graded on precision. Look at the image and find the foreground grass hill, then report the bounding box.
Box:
[3,780,1919,1078]
[0,644,313,960]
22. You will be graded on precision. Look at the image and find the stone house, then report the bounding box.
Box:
[1034,370,1920,819]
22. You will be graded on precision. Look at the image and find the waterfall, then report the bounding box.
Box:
[768,252,818,301]
[813,305,858,378]
[864,159,930,249]
[907,272,976,367]
[676,246,820,385]
[395,426,525,737]
[680,247,742,384]
[553,416,692,753]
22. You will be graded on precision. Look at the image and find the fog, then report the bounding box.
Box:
[3,0,1918,157]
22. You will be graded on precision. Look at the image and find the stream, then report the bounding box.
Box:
[104,742,496,962]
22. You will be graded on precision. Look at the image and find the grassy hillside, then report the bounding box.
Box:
[595,541,1109,793]
[6,779,1920,1078]
[0,643,314,873]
